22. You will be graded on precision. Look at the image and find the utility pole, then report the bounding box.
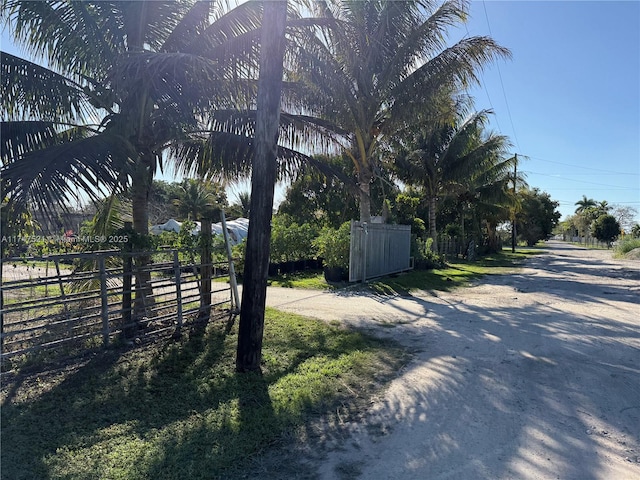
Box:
[511,153,517,253]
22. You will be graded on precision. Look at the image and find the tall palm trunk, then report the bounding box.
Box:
[131,153,153,235]
[357,168,373,223]
[485,219,499,253]
[236,0,288,372]
[131,148,155,322]
[428,194,437,252]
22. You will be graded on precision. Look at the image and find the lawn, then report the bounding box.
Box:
[267,248,544,293]
[1,309,406,480]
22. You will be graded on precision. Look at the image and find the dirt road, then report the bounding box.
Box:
[265,241,640,479]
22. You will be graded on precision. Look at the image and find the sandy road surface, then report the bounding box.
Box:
[264,241,640,480]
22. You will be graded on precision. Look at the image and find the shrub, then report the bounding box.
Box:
[614,237,640,256]
[412,236,445,270]
[270,216,318,263]
[231,239,247,275]
[314,222,351,270]
[592,214,621,246]
[412,218,427,238]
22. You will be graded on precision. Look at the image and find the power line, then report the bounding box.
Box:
[525,155,640,176]
[557,199,640,205]
[527,173,640,177]
[482,0,520,150]
[521,170,638,190]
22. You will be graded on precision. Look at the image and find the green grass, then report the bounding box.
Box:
[368,248,543,295]
[614,237,640,257]
[1,309,406,480]
[266,269,336,289]
[263,248,542,294]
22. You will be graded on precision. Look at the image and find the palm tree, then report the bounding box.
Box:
[228,191,251,218]
[453,154,523,253]
[595,200,610,216]
[287,0,510,222]
[395,109,510,251]
[1,0,266,322]
[1,0,264,236]
[575,195,597,214]
[174,179,225,221]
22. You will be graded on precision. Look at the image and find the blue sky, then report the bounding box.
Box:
[2,1,639,224]
[452,0,640,223]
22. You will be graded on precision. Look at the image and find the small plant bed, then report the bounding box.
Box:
[1,309,407,480]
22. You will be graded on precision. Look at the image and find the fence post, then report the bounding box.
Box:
[361,222,368,283]
[199,218,212,320]
[54,258,72,331]
[99,255,110,346]
[173,249,183,332]
[122,222,133,337]
[220,210,241,312]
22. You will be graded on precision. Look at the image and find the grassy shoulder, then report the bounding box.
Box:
[614,237,640,258]
[1,309,407,480]
[267,247,544,293]
[369,248,544,295]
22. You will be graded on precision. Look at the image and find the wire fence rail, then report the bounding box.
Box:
[0,247,235,368]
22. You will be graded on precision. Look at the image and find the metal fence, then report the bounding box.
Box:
[568,236,612,249]
[349,222,412,282]
[0,248,236,364]
[438,237,480,260]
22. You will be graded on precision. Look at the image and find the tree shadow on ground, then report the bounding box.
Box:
[312,243,639,479]
[1,308,397,479]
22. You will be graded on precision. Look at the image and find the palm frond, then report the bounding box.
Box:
[2,133,135,219]
[2,0,118,78]
[109,51,238,115]
[183,0,263,62]
[2,121,57,162]
[90,193,132,237]
[162,1,213,52]
[0,52,97,122]
[389,36,511,119]
[171,131,301,182]
[378,0,463,91]
[1,121,93,164]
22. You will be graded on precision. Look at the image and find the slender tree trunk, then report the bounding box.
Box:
[236,1,287,373]
[428,195,437,252]
[486,219,498,253]
[131,157,152,236]
[357,168,373,223]
[131,150,154,323]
